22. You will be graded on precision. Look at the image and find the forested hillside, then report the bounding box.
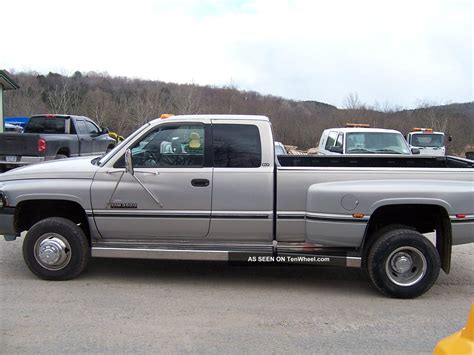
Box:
[4,71,473,155]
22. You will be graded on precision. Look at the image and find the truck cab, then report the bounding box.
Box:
[406,128,447,156]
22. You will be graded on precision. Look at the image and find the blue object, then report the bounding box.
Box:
[5,117,29,128]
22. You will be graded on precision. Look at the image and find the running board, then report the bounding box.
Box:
[91,247,361,267]
[92,247,229,261]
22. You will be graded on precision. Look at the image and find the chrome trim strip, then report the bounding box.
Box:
[277,211,370,222]
[92,209,210,215]
[90,210,273,219]
[449,214,474,221]
[92,247,229,261]
[306,212,370,221]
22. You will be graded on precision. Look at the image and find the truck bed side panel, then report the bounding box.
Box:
[277,167,474,245]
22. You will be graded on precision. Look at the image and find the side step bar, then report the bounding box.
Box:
[92,247,229,261]
[91,247,361,267]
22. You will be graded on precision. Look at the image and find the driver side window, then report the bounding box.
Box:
[130,124,205,168]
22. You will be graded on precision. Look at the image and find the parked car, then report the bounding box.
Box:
[319,125,417,155]
[4,123,23,133]
[0,114,116,172]
[1,114,473,299]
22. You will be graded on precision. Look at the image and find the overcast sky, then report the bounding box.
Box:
[1,0,472,108]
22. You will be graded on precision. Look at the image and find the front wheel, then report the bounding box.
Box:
[23,217,90,280]
[367,227,440,298]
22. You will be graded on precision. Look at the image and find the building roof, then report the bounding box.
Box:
[0,70,19,90]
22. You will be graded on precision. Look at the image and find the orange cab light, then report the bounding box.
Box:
[346,123,370,128]
[352,213,365,219]
[160,113,174,119]
[455,214,466,219]
[413,127,433,132]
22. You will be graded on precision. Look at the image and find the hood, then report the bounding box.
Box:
[0,156,100,181]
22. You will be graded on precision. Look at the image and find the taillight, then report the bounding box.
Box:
[38,138,46,153]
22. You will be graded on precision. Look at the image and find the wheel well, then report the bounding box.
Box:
[15,200,90,243]
[56,147,70,157]
[362,204,452,273]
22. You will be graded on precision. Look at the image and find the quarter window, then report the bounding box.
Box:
[213,124,261,168]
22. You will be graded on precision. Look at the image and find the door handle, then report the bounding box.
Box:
[191,179,210,187]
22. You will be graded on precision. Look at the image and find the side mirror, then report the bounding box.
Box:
[411,148,420,155]
[125,149,134,175]
[101,127,110,135]
[448,135,453,142]
[329,146,343,154]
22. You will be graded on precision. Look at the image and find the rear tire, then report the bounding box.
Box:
[23,217,90,280]
[55,154,68,159]
[367,227,440,298]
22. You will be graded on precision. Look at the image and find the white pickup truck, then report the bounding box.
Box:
[406,128,449,156]
[0,115,473,298]
[318,126,416,155]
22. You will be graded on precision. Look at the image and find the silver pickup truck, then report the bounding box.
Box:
[0,115,473,298]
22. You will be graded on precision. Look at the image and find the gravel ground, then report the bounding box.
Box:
[1,238,473,354]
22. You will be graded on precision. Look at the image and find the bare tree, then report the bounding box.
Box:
[343,92,365,110]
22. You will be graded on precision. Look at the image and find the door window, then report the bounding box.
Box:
[130,125,205,168]
[325,131,338,149]
[85,120,101,135]
[76,120,89,135]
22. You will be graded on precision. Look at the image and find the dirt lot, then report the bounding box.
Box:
[1,238,473,354]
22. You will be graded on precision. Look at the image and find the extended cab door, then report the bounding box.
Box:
[75,119,94,155]
[83,119,109,154]
[91,122,212,239]
[206,120,274,242]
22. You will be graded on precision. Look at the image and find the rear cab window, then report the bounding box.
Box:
[25,116,67,134]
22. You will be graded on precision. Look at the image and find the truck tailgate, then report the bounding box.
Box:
[0,133,40,156]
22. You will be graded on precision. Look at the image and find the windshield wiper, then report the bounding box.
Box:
[91,157,101,165]
[375,149,402,154]
[347,148,375,154]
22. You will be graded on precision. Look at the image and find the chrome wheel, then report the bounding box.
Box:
[385,246,427,287]
[33,233,72,271]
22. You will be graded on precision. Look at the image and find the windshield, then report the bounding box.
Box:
[346,132,410,154]
[98,123,150,166]
[410,133,444,148]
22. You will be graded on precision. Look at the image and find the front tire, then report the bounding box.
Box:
[367,227,440,298]
[23,217,90,280]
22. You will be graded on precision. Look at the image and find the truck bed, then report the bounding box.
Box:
[277,155,474,168]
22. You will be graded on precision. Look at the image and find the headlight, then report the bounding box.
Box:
[0,192,6,208]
